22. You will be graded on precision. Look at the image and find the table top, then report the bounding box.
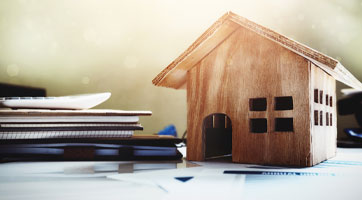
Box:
[1,147,362,200]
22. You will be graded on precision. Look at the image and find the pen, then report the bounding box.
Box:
[223,170,336,176]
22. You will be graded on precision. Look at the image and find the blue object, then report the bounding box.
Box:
[345,128,362,139]
[158,125,177,137]
[174,176,194,182]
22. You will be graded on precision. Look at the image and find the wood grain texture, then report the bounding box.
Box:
[187,25,312,166]
[310,62,337,165]
[227,12,338,69]
[153,19,240,89]
[153,11,362,90]
[316,62,362,90]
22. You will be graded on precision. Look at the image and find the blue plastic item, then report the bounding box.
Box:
[158,125,177,137]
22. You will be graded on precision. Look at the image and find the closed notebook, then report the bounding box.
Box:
[0,109,152,123]
[0,109,151,139]
[0,123,143,131]
[0,136,183,161]
[0,123,142,139]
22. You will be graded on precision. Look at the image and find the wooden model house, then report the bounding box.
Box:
[152,12,362,166]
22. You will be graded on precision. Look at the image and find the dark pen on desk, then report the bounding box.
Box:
[223,170,336,176]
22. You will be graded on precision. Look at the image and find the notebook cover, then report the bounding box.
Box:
[0,135,182,147]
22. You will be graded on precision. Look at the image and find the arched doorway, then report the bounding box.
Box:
[203,113,232,159]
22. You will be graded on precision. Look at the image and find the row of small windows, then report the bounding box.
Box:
[314,110,333,126]
[314,89,333,107]
[249,96,293,111]
[250,118,294,133]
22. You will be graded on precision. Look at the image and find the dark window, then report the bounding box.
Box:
[250,118,267,133]
[326,112,329,126]
[275,118,294,132]
[319,90,323,104]
[330,96,333,107]
[330,113,333,126]
[314,110,319,126]
[275,96,293,110]
[320,111,323,126]
[326,95,329,106]
[249,98,267,111]
[314,89,318,103]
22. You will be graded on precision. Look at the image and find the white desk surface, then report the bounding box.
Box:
[1,147,362,200]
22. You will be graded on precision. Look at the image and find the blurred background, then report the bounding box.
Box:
[0,0,361,137]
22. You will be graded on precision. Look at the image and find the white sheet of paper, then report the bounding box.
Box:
[108,167,245,199]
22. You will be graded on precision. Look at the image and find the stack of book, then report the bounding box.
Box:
[0,109,183,161]
[0,109,151,139]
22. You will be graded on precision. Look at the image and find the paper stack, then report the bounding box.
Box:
[0,109,152,140]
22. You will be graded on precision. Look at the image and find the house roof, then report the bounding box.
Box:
[152,11,362,90]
